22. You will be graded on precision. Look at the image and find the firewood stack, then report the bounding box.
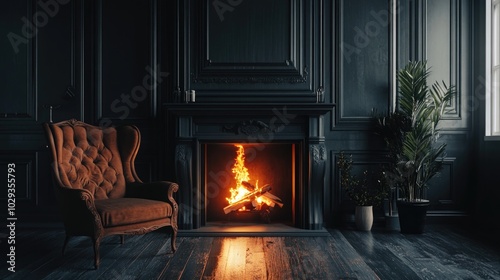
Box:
[223,181,284,222]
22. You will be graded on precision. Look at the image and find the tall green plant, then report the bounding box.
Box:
[376,61,455,202]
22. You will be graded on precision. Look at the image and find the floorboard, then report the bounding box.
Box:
[137,232,180,279]
[178,237,213,280]
[262,237,292,279]
[201,237,225,279]
[244,237,267,280]
[315,232,379,280]
[1,224,499,279]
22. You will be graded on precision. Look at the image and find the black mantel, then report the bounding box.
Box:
[164,103,334,230]
[163,103,334,115]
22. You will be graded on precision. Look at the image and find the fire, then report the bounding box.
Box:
[226,145,255,208]
[224,144,284,215]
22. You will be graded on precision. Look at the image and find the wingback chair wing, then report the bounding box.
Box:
[43,119,179,269]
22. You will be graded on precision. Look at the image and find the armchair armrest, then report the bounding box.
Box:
[125,181,179,217]
[55,187,104,238]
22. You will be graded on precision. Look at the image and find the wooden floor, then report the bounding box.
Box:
[1,224,499,279]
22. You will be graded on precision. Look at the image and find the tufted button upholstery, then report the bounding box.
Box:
[43,119,179,269]
[53,124,126,199]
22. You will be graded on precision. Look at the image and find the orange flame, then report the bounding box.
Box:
[232,144,249,189]
[227,145,254,207]
[226,144,277,212]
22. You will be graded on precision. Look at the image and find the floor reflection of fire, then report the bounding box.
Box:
[223,145,283,222]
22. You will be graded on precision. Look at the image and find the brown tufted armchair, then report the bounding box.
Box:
[43,119,179,269]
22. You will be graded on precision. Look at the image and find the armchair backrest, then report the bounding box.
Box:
[44,119,142,200]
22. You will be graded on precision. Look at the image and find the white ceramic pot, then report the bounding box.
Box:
[355,205,373,231]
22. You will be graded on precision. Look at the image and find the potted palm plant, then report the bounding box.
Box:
[337,152,387,231]
[375,61,455,233]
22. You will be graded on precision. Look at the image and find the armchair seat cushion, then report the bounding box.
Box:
[95,198,173,227]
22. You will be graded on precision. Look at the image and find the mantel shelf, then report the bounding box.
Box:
[164,103,335,116]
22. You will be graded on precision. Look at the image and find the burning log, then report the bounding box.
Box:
[223,184,272,214]
[260,192,284,208]
[224,181,284,215]
[241,181,284,208]
[223,145,285,220]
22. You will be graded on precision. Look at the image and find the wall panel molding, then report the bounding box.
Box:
[0,0,36,122]
[423,0,472,128]
[192,0,306,84]
[335,0,392,128]
[95,0,157,122]
[38,0,84,123]
[184,0,324,101]
[0,151,39,223]
[426,157,456,209]
[0,153,36,202]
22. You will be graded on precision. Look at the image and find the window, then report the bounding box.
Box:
[486,0,500,138]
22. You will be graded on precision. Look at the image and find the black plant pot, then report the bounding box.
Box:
[396,199,429,234]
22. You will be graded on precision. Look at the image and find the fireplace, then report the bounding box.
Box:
[204,143,295,225]
[165,103,332,230]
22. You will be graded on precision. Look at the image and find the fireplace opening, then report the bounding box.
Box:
[203,143,296,225]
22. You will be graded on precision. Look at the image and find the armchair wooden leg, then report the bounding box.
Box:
[120,235,125,244]
[171,226,177,252]
[62,235,70,255]
[92,237,101,269]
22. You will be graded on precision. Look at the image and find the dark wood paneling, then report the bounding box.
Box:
[98,0,156,121]
[337,0,391,125]
[0,150,59,221]
[473,0,500,227]
[0,155,35,202]
[193,0,300,83]
[0,0,35,120]
[208,1,291,64]
[135,158,158,183]
[426,158,455,209]
[420,0,472,214]
[327,0,473,223]
[425,0,471,125]
[0,0,167,223]
[185,0,323,102]
[1,0,82,125]
[0,0,481,226]
[37,0,82,123]
[426,0,451,89]
[0,0,78,222]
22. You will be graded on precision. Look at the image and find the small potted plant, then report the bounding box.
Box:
[375,61,455,233]
[337,152,387,231]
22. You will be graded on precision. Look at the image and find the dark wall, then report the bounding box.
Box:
[0,0,485,227]
[0,0,177,222]
[473,0,500,230]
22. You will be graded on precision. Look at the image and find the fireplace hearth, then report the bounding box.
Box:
[207,143,290,224]
[165,103,332,230]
